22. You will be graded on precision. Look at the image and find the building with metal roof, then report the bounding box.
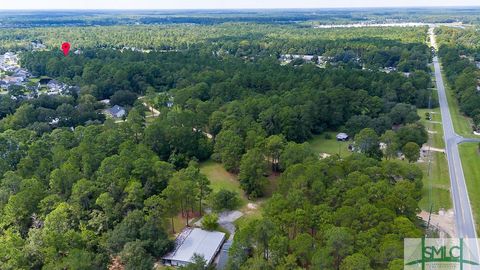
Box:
[336,132,349,141]
[162,228,226,267]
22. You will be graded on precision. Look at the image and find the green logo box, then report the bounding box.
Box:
[405,238,480,269]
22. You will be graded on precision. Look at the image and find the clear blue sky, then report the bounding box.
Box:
[1,0,479,10]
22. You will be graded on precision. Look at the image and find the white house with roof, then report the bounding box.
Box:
[162,228,226,267]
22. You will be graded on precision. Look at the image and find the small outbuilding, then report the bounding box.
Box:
[336,133,349,141]
[162,228,226,267]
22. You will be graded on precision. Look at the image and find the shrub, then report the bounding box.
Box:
[210,189,240,212]
[201,213,219,231]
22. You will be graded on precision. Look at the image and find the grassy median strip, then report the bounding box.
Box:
[459,143,480,231]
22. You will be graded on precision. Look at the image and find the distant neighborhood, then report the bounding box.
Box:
[0,51,134,121]
[0,52,30,91]
[0,51,78,99]
[279,54,331,67]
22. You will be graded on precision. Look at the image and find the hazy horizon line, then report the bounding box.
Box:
[1,5,480,11]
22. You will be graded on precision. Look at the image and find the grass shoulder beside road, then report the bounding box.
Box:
[440,63,476,138]
[416,80,451,212]
[438,59,480,228]
[459,143,480,231]
[416,116,450,212]
[418,151,451,212]
[418,107,445,149]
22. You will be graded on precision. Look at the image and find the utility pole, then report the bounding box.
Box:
[426,79,434,236]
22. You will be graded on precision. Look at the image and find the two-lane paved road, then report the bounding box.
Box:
[433,55,478,239]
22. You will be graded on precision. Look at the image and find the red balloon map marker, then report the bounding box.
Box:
[61,42,71,56]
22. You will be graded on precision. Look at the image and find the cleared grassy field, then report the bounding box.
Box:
[199,159,279,202]
[308,132,352,158]
[199,160,245,200]
[459,143,480,230]
[200,159,266,230]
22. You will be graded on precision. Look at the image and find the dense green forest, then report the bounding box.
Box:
[0,22,434,269]
[229,155,423,269]
[1,24,428,58]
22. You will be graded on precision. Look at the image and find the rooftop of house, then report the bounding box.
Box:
[106,105,125,115]
[162,228,226,265]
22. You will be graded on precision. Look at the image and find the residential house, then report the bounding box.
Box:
[104,105,126,118]
[162,228,226,267]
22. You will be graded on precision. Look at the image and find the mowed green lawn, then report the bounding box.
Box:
[200,159,269,230]
[308,132,352,158]
[199,160,248,206]
[459,143,480,230]
[418,151,451,212]
[417,106,442,123]
[200,160,242,192]
[415,79,451,212]
[417,107,445,149]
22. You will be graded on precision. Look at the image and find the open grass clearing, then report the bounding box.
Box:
[199,159,280,230]
[199,160,248,205]
[308,132,352,158]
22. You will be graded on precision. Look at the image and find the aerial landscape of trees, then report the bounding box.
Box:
[0,15,439,269]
